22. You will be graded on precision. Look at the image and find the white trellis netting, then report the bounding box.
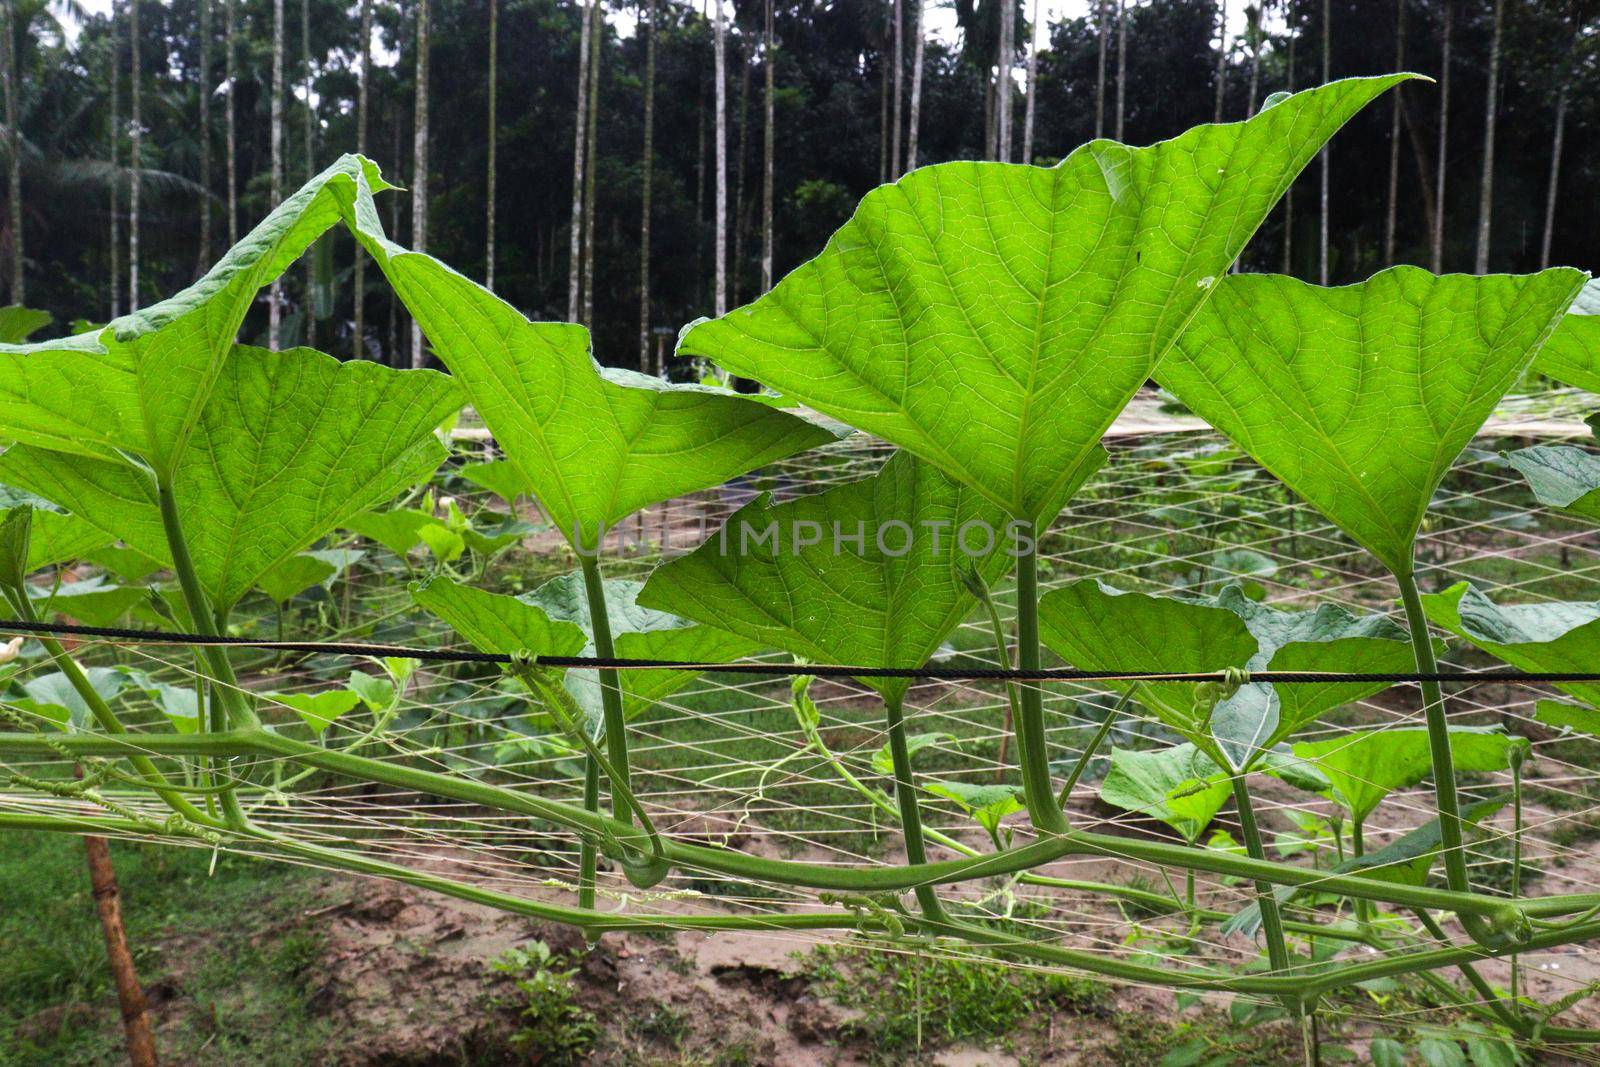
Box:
[5,387,1600,1048]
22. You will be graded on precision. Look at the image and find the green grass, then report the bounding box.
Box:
[0,830,334,1067]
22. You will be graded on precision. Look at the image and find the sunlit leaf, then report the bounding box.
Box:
[638,449,1037,701]
[1534,278,1600,394]
[0,305,52,344]
[1098,744,1231,846]
[1157,266,1586,573]
[339,197,837,550]
[1420,581,1600,708]
[0,156,390,477]
[1038,580,1417,767]
[269,688,363,735]
[0,346,462,612]
[1293,727,1526,823]
[676,77,1413,525]
[257,554,339,604]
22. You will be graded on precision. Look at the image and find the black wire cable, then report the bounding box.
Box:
[4,616,1598,687]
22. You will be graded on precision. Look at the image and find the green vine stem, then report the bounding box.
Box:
[7,802,1599,1006]
[963,563,1025,779]
[883,690,949,923]
[577,552,632,820]
[0,585,213,827]
[1015,532,1068,836]
[5,728,1579,927]
[1510,746,1526,1007]
[1229,775,1295,1011]
[1395,565,1528,952]
[154,475,259,731]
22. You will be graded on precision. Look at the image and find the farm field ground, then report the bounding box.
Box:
[7,387,1600,1065]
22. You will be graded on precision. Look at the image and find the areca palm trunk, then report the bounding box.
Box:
[198,0,212,275]
[581,7,598,326]
[225,0,237,248]
[302,0,315,349]
[2,0,23,304]
[1281,0,1294,273]
[1022,0,1039,163]
[129,0,141,307]
[486,0,498,290]
[714,0,727,316]
[733,41,749,306]
[997,0,1014,161]
[412,0,430,367]
[354,0,371,355]
[1318,0,1329,284]
[108,11,121,319]
[1213,0,1226,123]
[640,0,655,368]
[568,0,592,322]
[907,0,924,168]
[1384,0,1404,264]
[761,0,773,290]
[269,0,284,347]
[1114,0,1126,139]
[1474,0,1503,274]
[1431,0,1450,273]
[891,0,902,177]
[1095,0,1107,138]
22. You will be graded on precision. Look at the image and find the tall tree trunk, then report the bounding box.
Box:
[640,0,656,370]
[129,0,141,307]
[907,0,924,168]
[1318,0,1329,284]
[1246,5,1260,114]
[714,0,728,315]
[1399,89,1437,239]
[83,834,158,1067]
[1384,0,1404,264]
[1095,0,1108,138]
[891,0,902,178]
[1213,0,1226,123]
[1473,0,1503,274]
[1431,1,1451,273]
[1540,26,1577,270]
[1281,0,1294,273]
[225,0,237,248]
[695,68,705,302]
[109,8,122,319]
[997,0,1014,161]
[269,0,284,347]
[1022,0,1039,163]
[353,0,370,356]
[761,0,774,288]
[302,0,315,349]
[733,39,749,305]
[581,7,598,326]
[198,0,212,276]
[411,0,430,366]
[879,44,889,177]
[1114,0,1126,139]
[567,0,592,322]
[486,0,498,289]
[2,0,24,305]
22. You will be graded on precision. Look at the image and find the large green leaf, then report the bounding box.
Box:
[1534,278,1600,393]
[673,77,1412,525]
[337,196,836,550]
[0,156,389,477]
[1098,744,1231,846]
[1420,581,1600,709]
[1156,266,1587,573]
[1505,444,1600,522]
[0,346,461,612]
[637,448,1043,701]
[414,574,752,727]
[1037,580,1417,768]
[1293,727,1526,823]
